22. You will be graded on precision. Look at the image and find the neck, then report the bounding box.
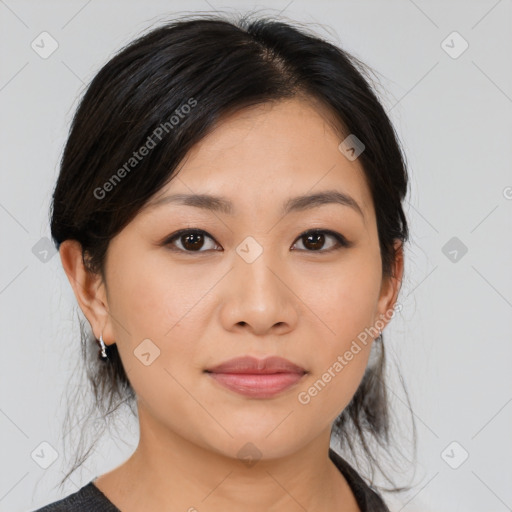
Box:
[95,403,359,512]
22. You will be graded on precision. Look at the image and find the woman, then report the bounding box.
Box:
[34,12,411,511]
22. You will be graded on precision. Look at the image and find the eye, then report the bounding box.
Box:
[291,229,351,252]
[163,228,351,254]
[164,229,220,253]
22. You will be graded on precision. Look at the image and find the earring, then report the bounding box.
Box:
[98,334,109,361]
[377,329,383,342]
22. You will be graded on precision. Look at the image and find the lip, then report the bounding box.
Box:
[205,355,306,374]
[205,356,307,399]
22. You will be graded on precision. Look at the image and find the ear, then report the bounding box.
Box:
[375,239,404,330]
[59,240,115,346]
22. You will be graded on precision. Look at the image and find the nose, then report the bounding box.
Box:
[219,248,299,337]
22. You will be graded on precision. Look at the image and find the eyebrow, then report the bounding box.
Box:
[147,190,364,218]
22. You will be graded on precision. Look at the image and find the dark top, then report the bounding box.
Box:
[32,448,390,511]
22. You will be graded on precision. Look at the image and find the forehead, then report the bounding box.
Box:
[145,97,375,224]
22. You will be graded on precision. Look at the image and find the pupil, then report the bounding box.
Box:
[183,233,203,250]
[305,233,324,250]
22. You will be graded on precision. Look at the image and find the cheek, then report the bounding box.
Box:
[110,249,211,341]
[106,256,211,428]
[295,255,380,419]
[305,252,382,344]
[297,308,375,427]
[107,252,217,394]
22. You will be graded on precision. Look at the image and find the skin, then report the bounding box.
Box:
[60,96,403,512]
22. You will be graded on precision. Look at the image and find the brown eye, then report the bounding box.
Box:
[292,230,350,252]
[181,232,205,251]
[165,229,219,253]
[303,232,326,250]
[164,228,350,254]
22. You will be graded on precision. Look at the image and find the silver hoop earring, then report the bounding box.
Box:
[98,334,109,361]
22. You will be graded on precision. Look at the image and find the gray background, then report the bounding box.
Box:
[1,1,511,511]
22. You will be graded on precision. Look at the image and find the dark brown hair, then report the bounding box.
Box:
[50,12,415,495]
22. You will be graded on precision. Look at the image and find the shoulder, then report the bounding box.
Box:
[31,480,120,512]
[329,448,391,512]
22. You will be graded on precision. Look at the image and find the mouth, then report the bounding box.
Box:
[204,355,307,399]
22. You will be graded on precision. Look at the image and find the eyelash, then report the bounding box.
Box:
[163,228,352,254]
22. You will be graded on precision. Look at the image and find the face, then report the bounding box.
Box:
[66,97,402,461]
